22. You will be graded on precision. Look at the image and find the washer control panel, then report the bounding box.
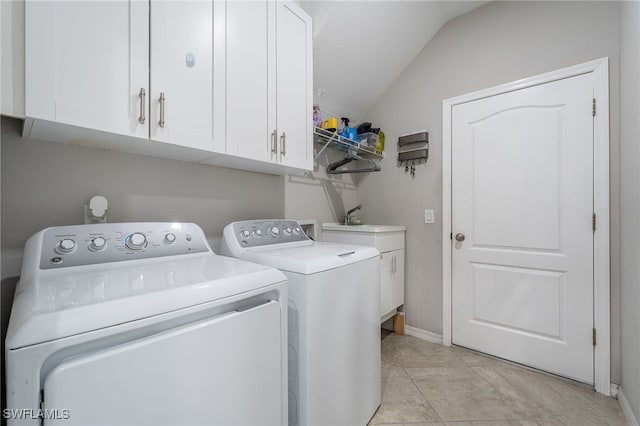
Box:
[231,220,309,248]
[39,223,209,269]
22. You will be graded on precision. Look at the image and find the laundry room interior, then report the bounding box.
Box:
[1,0,639,425]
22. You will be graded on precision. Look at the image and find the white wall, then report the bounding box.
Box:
[1,117,285,277]
[619,0,640,422]
[358,1,621,382]
[1,0,25,118]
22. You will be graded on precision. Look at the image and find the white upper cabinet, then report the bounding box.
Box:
[25,1,149,139]
[214,0,312,173]
[24,0,311,175]
[223,0,274,163]
[150,1,214,152]
[275,2,313,171]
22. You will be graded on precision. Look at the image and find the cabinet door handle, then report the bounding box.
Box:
[280,132,286,156]
[158,92,166,128]
[138,88,146,124]
[271,130,278,154]
[392,256,396,273]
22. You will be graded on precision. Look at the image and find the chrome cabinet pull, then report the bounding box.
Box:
[280,132,286,156]
[138,88,146,124]
[158,92,165,128]
[271,130,278,154]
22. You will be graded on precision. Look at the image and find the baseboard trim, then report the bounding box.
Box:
[610,383,619,398]
[404,325,443,344]
[619,388,640,426]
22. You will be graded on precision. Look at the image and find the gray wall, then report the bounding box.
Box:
[359,1,621,382]
[619,1,640,420]
[284,146,360,228]
[1,116,285,275]
[1,116,284,417]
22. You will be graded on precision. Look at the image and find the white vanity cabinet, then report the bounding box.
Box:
[206,0,313,174]
[381,248,405,317]
[24,0,312,174]
[322,224,406,322]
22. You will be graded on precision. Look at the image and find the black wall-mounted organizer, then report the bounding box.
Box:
[397,131,428,177]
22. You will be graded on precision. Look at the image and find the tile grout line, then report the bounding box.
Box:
[400,364,445,424]
[383,335,627,425]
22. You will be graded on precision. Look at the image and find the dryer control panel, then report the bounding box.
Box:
[227,220,309,249]
[38,222,210,269]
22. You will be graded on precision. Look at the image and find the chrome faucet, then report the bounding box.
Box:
[344,204,362,225]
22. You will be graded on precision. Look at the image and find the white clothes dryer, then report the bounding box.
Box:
[5,222,287,426]
[221,220,381,426]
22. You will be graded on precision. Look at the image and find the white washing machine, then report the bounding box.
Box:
[5,222,288,426]
[221,220,381,426]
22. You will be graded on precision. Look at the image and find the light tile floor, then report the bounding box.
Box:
[370,333,627,426]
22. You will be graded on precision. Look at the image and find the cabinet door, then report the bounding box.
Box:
[224,0,276,162]
[150,0,215,152]
[276,2,313,170]
[391,249,405,309]
[380,253,394,317]
[25,1,148,139]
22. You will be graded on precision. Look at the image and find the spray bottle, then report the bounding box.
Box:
[339,117,357,142]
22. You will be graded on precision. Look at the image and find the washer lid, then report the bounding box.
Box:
[240,241,379,274]
[6,253,286,349]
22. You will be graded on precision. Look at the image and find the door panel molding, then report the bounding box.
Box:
[442,58,610,395]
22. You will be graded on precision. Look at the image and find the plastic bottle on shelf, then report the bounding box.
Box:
[338,117,357,142]
[376,131,385,154]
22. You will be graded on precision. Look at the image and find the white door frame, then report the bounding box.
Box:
[442,58,610,395]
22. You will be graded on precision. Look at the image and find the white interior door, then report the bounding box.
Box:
[451,73,595,384]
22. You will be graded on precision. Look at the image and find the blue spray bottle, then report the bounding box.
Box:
[339,117,357,142]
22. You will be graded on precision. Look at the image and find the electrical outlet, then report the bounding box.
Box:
[424,209,435,224]
[84,205,107,224]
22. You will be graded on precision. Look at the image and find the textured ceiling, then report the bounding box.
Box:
[300,1,487,122]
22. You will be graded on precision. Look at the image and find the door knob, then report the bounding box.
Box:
[455,233,466,242]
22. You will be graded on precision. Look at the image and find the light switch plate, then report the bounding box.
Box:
[424,209,435,224]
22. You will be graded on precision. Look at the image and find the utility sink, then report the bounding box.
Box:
[322,223,407,233]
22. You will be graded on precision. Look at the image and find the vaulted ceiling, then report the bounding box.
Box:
[300,1,488,122]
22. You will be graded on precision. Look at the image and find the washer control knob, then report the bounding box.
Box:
[56,239,76,254]
[253,229,263,238]
[89,237,107,251]
[269,226,280,237]
[293,227,301,235]
[126,233,147,250]
[240,230,251,239]
[164,233,177,244]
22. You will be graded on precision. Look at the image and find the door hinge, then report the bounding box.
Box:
[593,328,597,346]
[593,213,596,232]
[592,98,596,117]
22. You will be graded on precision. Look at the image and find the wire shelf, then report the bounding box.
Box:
[313,127,384,161]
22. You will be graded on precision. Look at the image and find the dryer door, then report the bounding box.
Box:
[42,300,283,425]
